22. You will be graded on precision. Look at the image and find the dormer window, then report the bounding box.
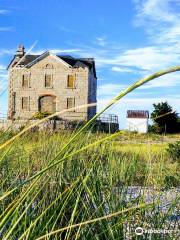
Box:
[67,75,75,88]
[22,74,30,87]
[45,74,53,88]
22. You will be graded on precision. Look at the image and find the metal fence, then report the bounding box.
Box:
[97,114,119,124]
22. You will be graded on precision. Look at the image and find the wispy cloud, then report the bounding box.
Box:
[86,45,179,73]
[134,0,180,44]
[139,72,180,89]
[58,26,78,34]
[0,70,8,96]
[0,65,6,70]
[0,27,14,32]
[98,96,180,106]
[98,83,128,97]
[98,73,180,97]
[95,36,107,47]
[134,0,178,24]
[0,9,10,15]
[77,0,180,78]
[112,66,135,73]
[51,49,82,54]
[0,49,15,56]
[30,48,83,55]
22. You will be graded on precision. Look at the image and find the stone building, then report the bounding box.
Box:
[7,45,97,121]
[126,110,149,133]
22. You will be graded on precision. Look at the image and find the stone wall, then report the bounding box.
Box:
[0,119,119,133]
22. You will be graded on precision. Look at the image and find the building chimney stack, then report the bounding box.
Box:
[16,44,25,58]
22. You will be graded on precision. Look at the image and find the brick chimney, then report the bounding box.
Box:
[16,44,25,58]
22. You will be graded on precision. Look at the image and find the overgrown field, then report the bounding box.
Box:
[0,130,179,239]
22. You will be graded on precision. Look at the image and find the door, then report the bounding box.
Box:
[39,95,56,113]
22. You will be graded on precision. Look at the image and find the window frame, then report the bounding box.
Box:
[45,64,53,69]
[22,97,29,110]
[22,74,30,88]
[67,75,76,89]
[67,97,75,110]
[45,74,53,88]
[12,92,16,112]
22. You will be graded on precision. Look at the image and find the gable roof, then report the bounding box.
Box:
[7,51,97,77]
[127,110,149,119]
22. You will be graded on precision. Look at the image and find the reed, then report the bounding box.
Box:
[0,66,179,239]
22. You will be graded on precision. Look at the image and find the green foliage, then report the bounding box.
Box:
[167,141,180,162]
[164,175,179,188]
[31,111,51,119]
[148,124,156,133]
[151,102,179,133]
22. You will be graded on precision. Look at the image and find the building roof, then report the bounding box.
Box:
[127,110,149,119]
[7,51,97,78]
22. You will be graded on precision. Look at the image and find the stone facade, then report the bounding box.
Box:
[7,45,97,121]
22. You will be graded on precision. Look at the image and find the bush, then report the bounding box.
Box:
[166,141,180,162]
[164,175,179,188]
[31,111,51,119]
[148,124,156,133]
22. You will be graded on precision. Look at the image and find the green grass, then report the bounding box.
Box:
[0,66,180,239]
[0,130,179,239]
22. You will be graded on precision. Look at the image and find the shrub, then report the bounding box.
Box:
[31,111,51,119]
[164,175,179,188]
[166,141,180,162]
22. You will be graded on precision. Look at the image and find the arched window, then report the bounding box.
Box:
[39,95,56,113]
[45,63,53,69]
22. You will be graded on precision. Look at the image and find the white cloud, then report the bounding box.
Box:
[0,9,10,15]
[134,0,178,24]
[139,72,180,89]
[90,0,180,83]
[58,27,78,34]
[0,65,6,70]
[112,66,135,73]
[98,83,127,97]
[93,45,179,75]
[50,49,82,54]
[30,48,83,55]
[95,37,107,47]
[0,49,14,56]
[134,0,180,45]
[0,27,14,32]
[98,96,180,108]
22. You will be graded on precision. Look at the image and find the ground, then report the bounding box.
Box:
[0,130,179,239]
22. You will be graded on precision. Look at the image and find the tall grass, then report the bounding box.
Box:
[0,66,180,239]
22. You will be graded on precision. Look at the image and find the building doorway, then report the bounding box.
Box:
[39,95,56,113]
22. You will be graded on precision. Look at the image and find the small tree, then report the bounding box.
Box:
[151,102,179,133]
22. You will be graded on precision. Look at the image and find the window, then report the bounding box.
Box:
[45,74,52,88]
[22,74,29,87]
[12,92,16,112]
[67,75,75,88]
[67,98,75,109]
[45,64,53,69]
[22,97,29,110]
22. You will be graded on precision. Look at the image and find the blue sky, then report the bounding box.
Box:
[0,0,180,128]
